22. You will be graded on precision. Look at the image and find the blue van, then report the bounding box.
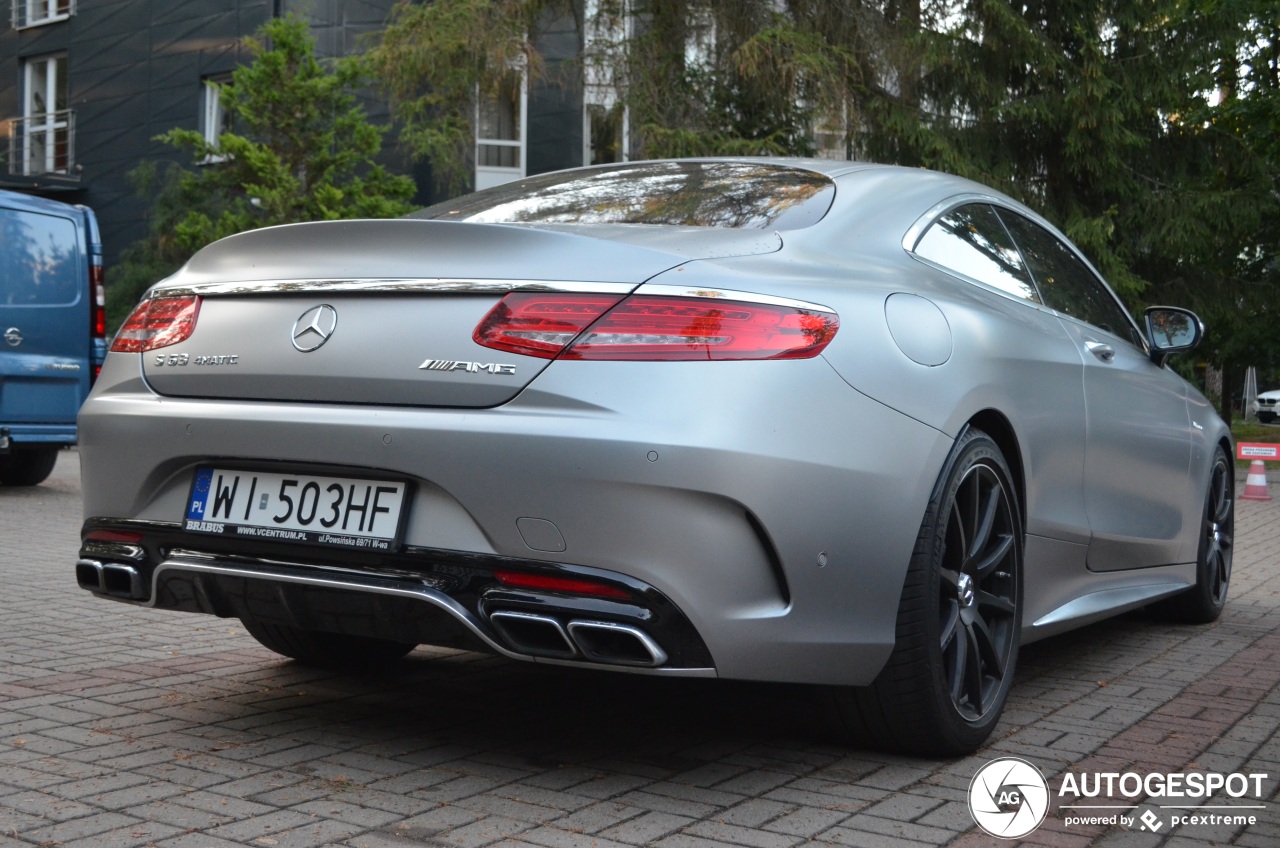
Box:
[0,190,105,486]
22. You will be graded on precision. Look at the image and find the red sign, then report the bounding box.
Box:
[1238,442,1280,461]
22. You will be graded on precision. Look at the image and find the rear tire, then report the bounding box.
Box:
[240,618,416,669]
[832,428,1023,755]
[0,447,59,486]
[1153,446,1233,624]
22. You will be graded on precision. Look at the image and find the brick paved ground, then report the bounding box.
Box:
[1,450,1276,847]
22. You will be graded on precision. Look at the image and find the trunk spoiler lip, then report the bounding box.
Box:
[147,277,638,299]
[156,218,783,294]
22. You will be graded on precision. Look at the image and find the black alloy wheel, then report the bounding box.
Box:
[833,427,1023,755]
[937,452,1020,724]
[1156,446,1234,623]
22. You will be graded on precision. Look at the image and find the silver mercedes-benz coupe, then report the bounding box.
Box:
[77,159,1233,754]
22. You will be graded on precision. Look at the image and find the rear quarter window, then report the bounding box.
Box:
[0,208,81,306]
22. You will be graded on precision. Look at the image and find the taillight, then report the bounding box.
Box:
[474,293,839,361]
[493,569,631,600]
[111,296,202,353]
[472,293,625,358]
[90,260,106,341]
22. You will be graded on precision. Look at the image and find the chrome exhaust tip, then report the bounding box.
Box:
[102,563,144,599]
[77,559,144,599]
[567,620,667,667]
[75,558,105,592]
[488,610,577,659]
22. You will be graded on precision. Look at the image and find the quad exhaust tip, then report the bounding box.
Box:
[487,609,667,668]
[75,559,145,600]
[488,611,577,659]
[567,620,668,667]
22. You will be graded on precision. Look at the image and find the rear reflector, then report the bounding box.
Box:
[493,569,631,600]
[474,293,838,361]
[85,528,145,544]
[111,296,202,353]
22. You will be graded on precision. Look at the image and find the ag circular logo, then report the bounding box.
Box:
[968,757,1050,839]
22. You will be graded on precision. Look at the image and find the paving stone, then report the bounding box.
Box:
[3,444,1280,848]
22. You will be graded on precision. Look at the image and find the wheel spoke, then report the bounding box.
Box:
[963,626,986,709]
[940,567,961,591]
[1215,495,1233,525]
[948,623,969,703]
[940,600,960,650]
[975,589,1015,617]
[972,534,1013,581]
[948,502,968,569]
[970,615,1005,677]
[968,482,1000,560]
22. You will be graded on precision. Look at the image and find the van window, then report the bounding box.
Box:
[0,208,80,306]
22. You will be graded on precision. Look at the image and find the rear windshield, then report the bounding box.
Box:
[0,208,80,306]
[413,161,835,230]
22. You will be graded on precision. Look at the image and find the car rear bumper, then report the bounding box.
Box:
[77,353,953,686]
[0,424,76,450]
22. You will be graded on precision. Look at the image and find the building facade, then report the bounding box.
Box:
[1,0,594,265]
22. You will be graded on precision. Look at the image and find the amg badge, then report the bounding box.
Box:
[419,359,517,376]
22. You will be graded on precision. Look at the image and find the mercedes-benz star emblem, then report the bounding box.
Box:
[291,305,338,352]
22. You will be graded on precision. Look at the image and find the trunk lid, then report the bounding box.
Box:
[140,219,780,408]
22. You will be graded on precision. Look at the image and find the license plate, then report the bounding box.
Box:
[185,467,409,551]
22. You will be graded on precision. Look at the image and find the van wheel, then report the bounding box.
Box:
[240,618,416,669]
[0,448,59,486]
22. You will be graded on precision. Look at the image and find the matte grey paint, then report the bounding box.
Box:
[79,161,1230,686]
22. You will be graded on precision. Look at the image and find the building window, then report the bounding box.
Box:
[200,77,233,162]
[11,0,75,30]
[582,0,629,165]
[10,53,72,176]
[475,70,526,190]
[586,104,625,165]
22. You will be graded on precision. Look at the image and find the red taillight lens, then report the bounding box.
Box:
[90,261,106,340]
[565,296,838,360]
[111,296,201,353]
[493,569,631,600]
[85,529,145,544]
[473,293,839,361]
[473,293,625,358]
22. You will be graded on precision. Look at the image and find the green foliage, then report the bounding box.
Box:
[365,0,1276,416]
[371,0,548,194]
[107,14,416,326]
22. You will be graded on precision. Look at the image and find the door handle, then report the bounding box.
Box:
[1085,341,1115,362]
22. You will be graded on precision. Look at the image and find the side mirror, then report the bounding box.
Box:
[1144,306,1204,367]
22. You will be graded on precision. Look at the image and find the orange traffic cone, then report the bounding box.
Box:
[1240,459,1272,501]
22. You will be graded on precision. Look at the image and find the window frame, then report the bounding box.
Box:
[16,52,72,176]
[474,69,528,191]
[904,194,1147,349]
[11,0,74,30]
[199,76,233,164]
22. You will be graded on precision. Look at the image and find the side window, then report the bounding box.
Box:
[913,204,1041,303]
[996,210,1139,344]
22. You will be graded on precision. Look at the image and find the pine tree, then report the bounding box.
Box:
[107,15,416,328]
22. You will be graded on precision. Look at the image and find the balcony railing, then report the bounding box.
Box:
[7,110,76,176]
[11,0,75,30]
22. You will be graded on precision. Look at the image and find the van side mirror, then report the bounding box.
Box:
[1144,306,1203,367]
